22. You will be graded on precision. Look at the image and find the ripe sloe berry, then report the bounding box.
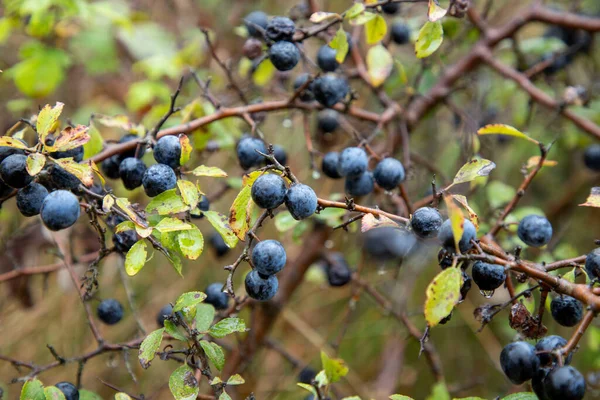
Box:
[499,341,540,384]
[583,144,600,171]
[251,173,287,210]
[317,45,339,72]
[269,41,300,71]
[16,183,48,217]
[391,22,411,44]
[142,164,177,197]
[237,136,267,170]
[0,179,13,199]
[438,248,453,269]
[252,239,286,276]
[517,214,552,247]
[345,171,374,196]
[55,382,79,400]
[209,232,230,258]
[285,183,318,220]
[97,298,124,325]
[265,145,287,166]
[536,335,571,367]
[322,152,342,179]
[265,16,295,42]
[245,270,278,301]
[532,368,550,400]
[472,261,506,291]
[41,190,80,231]
[192,195,210,219]
[373,157,405,190]
[245,11,269,37]
[118,134,141,159]
[293,73,315,102]
[113,230,139,254]
[364,226,416,261]
[313,75,349,108]
[325,252,352,287]
[119,157,147,190]
[156,304,173,327]
[411,207,443,239]
[317,110,339,133]
[243,37,263,60]
[585,248,600,280]
[154,136,181,169]
[338,147,368,177]
[50,146,84,162]
[101,155,122,179]
[0,154,32,188]
[205,283,230,310]
[298,367,316,384]
[381,2,400,14]
[460,271,472,300]
[0,146,24,163]
[43,164,81,191]
[438,218,477,253]
[544,366,586,400]
[550,295,582,327]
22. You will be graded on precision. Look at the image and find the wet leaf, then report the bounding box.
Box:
[26,153,45,176]
[146,189,189,215]
[195,303,216,333]
[204,210,238,248]
[53,158,94,186]
[177,228,203,260]
[477,124,539,144]
[415,21,443,58]
[424,267,462,327]
[47,125,90,152]
[367,44,393,87]
[138,328,164,369]
[0,136,29,149]
[177,180,199,207]
[169,365,199,400]
[173,292,207,312]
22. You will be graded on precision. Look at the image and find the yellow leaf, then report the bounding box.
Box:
[191,165,228,178]
[444,194,464,252]
[367,44,393,87]
[26,153,45,176]
[580,187,600,208]
[345,3,366,19]
[53,158,94,186]
[179,134,192,165]
[424,267,462,327]
[125,240,148,276]
[46,125,90,152]
[451,194,479,230]
[177,179,199,207]
[525,156,557,170]
[102,195,115,212]
[477,124,539,144]
[36,102,64,143]
[364,14,387,44]
[253,59,275,87]
[0,136,29,149]
[329,27,349,64]
[415,21,443,58]
[116,197,149,228]
[451,158,496,186]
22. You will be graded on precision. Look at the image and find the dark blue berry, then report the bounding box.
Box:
[460,271,472,300]
[583,144,600,171]
[518,215,552,247]
[585,248,600,280]
[0,154,32,188]
[313,75,349,108]
[191,195,210,219]
[205,283,230,310]
[293,73,315,102]
[363,226,416,261]
[0,146,24,164]
[44,164,81,191]
[317,45,339,72]
[284,183,317,220]
[536,335,571,367]
[345,171,374,196]
[438,219,477,253]
[209,232,230,258]
[411,207,443,239]
[381,2,400,14]
[472,261,506,291]
[338,147,368,177]
[97,298,124,325]
[391,22,410,44]
[499,341,540,385]
[156,304,173,327]
[245,11,269,37]
[154,136,181,169]
[541,52,571,75]
[322,153,342,179]
[325,252,352,287]
[550,295,582,327]
[55,382,79,400]
[251,174,287,209]
[298,367,316,384]
[245,270,278,301]
[438,248,453,269]
[118,134,141,159]
[533,368,551,400]
[544,366,586,400]
[142,164,177,197]
[113,230,139,254]
[50,146,84,162]
[265,16,295,42]
[237,136,267,170]
[16,183,48,217]
[317,110,339,133]
[373,157,405,190]
[269,145,288,166]
[252,239,286,276]
[101,155,122,179]
[119,157,146,190]
[40,190,80,231]
[269,41,300,71]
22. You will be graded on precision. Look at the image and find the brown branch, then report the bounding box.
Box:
[317,198,409,223]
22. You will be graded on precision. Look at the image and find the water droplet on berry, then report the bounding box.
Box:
[480,289,495,298]
[312,170,321,180]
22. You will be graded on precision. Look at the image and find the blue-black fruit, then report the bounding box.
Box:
[210,232,230,258]
[101,155,122,179]
[517,214,552,247]
[536,335,571,367]
[237,136,267,170]
[544,366,586,400]
[113,230,139,254]
[325,252,352,287]
[550,295,582,327]
[322,152,342,179]
[411,207,443,239]
[313,75,349,108]
[472,261,506,291]
[252,239,287,276]
[338,147,368,177]
[97,298,124,325]
[284,183,317,220]
[40,190,80,231]
[317,110,339,133]
[317,45,339,72]
[298,366,316,384]
[118,134,141,159]
[460,270,472,300]
[154,136,181,169]
[245,11,269,37]
[55,382,79,400]
[345,171,374,196]
[50,146,84,162]
[391,22,410,44]
[205,283,230,310]
[0,146,24,163]
[269,41,300,71]
[373,157,405,190]
[381,2,400,14]
[0,154,32,188]
[119,157,146,190]
[438,218,477,253]
[44,164,81,191]
[293,73,315,102]
[142,164,177,197]
[245,270,278,301]
[363,226,416,261]
[583,144,600,171]
[499,341,540,384]
[251,173,287,209]
[585,248,600,280]
[156,304,173,327]
[265,16,295,42]
[267,145,288,166]
[16,183,48,217]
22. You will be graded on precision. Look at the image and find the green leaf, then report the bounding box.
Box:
[155,217,194,233]
[146,189,190,215]
[26,153,46,176]
[20,379,45,400]
[345,3,365,19]
[452,159,496,186]
[486,181,517,209]
[138,328,164,369]
[79,390,103,400]
[366,44,393,87]
[320,351,348,384]
[9,44,70,98]
[415,21,443,58]
[348,11,376,26]
[177,228,204,260]
[169,365,199,400]
[200,340,225,371]
[204,210,238,248]
[196,303,216,333]
[390,396,414,400]
[297,383,318,396]
[501,394,537,400]
[314,207,347,227]
[341,397,361,400]
[253,59,275,87]
[208,317,247,338]
[174,292,207,312]
[190,165,228,178]
[477,124,539,144]
[426,381,450,400]
[125,240,148,276]
[83,124,103,159]
[329,27,349,64]
[315,369,328,386]
[364,14,387,44]
[424,267,462,327]
[226,374,245,385]
[219,392,232,400]
[44,386,66,400]
[164,320,187,341]
[177,180,199,207]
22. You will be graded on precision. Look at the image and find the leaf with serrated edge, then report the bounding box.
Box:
[208,317,247,338]
[169,364,199,400]
[26,153,45,176]
[20,379,45,400]
[415,21,443,58]
[125,241,148,276]
[428,0,447,22]
[452,159,496,185]
[146,189,189,215]
[174,292,207,312]
[367,44,393,87]
[196,303,216,333]
[177,228,203,260]
[424,267,462,327]
[365,14,387,44]
[0,136,29,149]
[200,341,225,371]
[361,213,399,232]
[204,210,238,248]
[37,102,64,143]
[179,134,192,165]
[138,328,164,369]
[47,125,90,152]
[155,217,193,233]
[191,165,228,178]
[580,187,600,207]
[477,124,539,144]
[329,27,349,64]
[177,180,199,207]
